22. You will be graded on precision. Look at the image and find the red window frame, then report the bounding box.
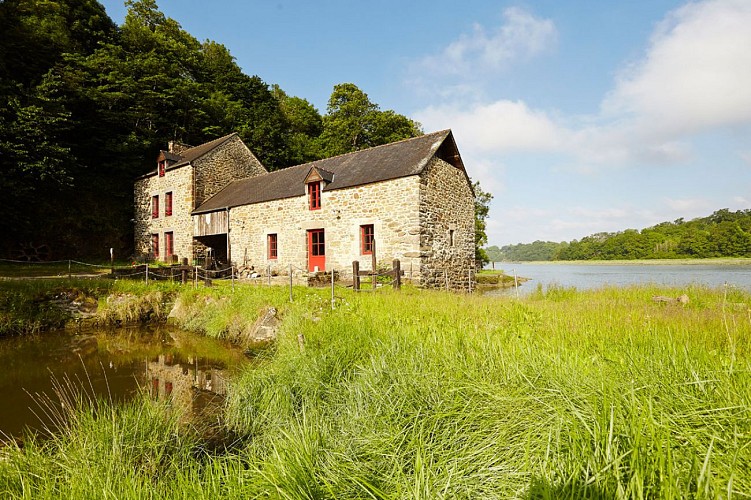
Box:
[158,160,166,177]
[360,224,374,255]
[151,233,159,258]
[308,182,321,210]
[151,195,159,218]
[165,192,172,216]
[268,234,278,260]
[165,231,174,257]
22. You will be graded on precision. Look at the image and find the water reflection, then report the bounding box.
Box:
[0,325,247,441]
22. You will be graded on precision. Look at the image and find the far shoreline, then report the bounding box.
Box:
[491,257,751,266]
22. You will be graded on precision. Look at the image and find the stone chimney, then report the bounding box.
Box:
[168,140,192,154]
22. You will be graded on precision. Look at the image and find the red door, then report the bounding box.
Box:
[307,229,325,272]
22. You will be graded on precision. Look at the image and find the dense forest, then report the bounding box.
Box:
[0,0,422,259]
[488,208,751,261]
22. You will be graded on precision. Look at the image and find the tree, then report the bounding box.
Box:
[473,181,493,267]
[485,245,503,268]
[318,83,421,157]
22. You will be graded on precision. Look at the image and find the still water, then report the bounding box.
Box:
[488,261,751,295]
[0,325,249,441]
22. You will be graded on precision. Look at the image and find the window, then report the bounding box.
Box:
[151,233,159,258]
[165,231,174,257]
[360,224,374,255]
[158,160,166,177]
[165,192,173,216]
[308,181,321,210]
[449,229,455,247]
[268,234,278,259]
[151,195,159,218]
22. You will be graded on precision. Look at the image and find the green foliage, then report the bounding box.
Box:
[555,209,751,260]
[1,285,750,497]
[473,180,493,266]
[0,1,426,259]
[496,209,751,261]
[317,83,422,157]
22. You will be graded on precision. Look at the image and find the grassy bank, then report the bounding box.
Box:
[0,283,749,498]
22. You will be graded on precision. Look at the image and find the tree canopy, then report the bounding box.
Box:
[0,0,421,259]
[491,209,751,261]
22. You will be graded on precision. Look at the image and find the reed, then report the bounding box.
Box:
[0,284,748,498]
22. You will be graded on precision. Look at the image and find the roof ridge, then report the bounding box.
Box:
[179,132,237,158]
[300,129,450,167]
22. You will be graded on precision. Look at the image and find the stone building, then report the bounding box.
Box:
[134,133,266,262]
[134,129,476,289]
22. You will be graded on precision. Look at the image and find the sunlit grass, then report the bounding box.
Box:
[0,283,749,498]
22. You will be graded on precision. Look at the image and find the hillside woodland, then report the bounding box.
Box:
[490,208,751,261]
[0,0,422,259]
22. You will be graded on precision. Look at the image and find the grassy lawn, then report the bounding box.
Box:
[0,283,749,498]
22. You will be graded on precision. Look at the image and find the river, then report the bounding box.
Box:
[0,325,249,441]
[486,261,751,296]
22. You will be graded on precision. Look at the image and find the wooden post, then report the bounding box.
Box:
[513,268,519,299]
[68,259,72,280]
[371,239,377,290]
[145,263,149,284]
[181,268,187,285]
[352,261,360,291]
[331,269,335,310]
[393,259,401,290]
[110,248,114,273]
[204,253,211,287]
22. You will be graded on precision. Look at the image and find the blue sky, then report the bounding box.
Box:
[100,0,751,246]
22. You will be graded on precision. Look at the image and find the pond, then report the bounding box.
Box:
[0,325,250,441]
[485,261,751,296]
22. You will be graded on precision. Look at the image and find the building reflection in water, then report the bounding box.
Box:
[144,353,228,416]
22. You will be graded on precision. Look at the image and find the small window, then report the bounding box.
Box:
[165,231,174,257]
[308,182,321,210]
[449,229,455,247]
[151,233,159,258]
[151,195,159,218]
[165,192,172,216]
[268,234,278,259]
[360,224,374,255]
[158,160,166,177]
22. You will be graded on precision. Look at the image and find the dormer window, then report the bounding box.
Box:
[158,160,166,177]
[308,181,321,210]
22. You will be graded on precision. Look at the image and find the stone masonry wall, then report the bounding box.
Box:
[228,175,422,281]
[194,135,267,208]
[418,157,475,290]
[134,135,267,263]
[134,165,194,262]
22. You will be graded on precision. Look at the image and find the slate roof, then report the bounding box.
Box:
[137,133,238,179]
[193,129,467,215]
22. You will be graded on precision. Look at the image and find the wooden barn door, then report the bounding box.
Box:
[307,229,325,272]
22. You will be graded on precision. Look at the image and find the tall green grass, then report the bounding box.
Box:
[0,284,749,498]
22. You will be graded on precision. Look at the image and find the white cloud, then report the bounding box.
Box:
[603,0,751,136]
[663,197,713,213]
[414,0,751,171]
[408,7,556,100]
[416,100,566,153]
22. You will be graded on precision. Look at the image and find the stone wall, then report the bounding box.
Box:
[418,157,475,290]
[134,165,194,262]
[134,134,266,263]
[228,175,422,281]
[194,135,267,208]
